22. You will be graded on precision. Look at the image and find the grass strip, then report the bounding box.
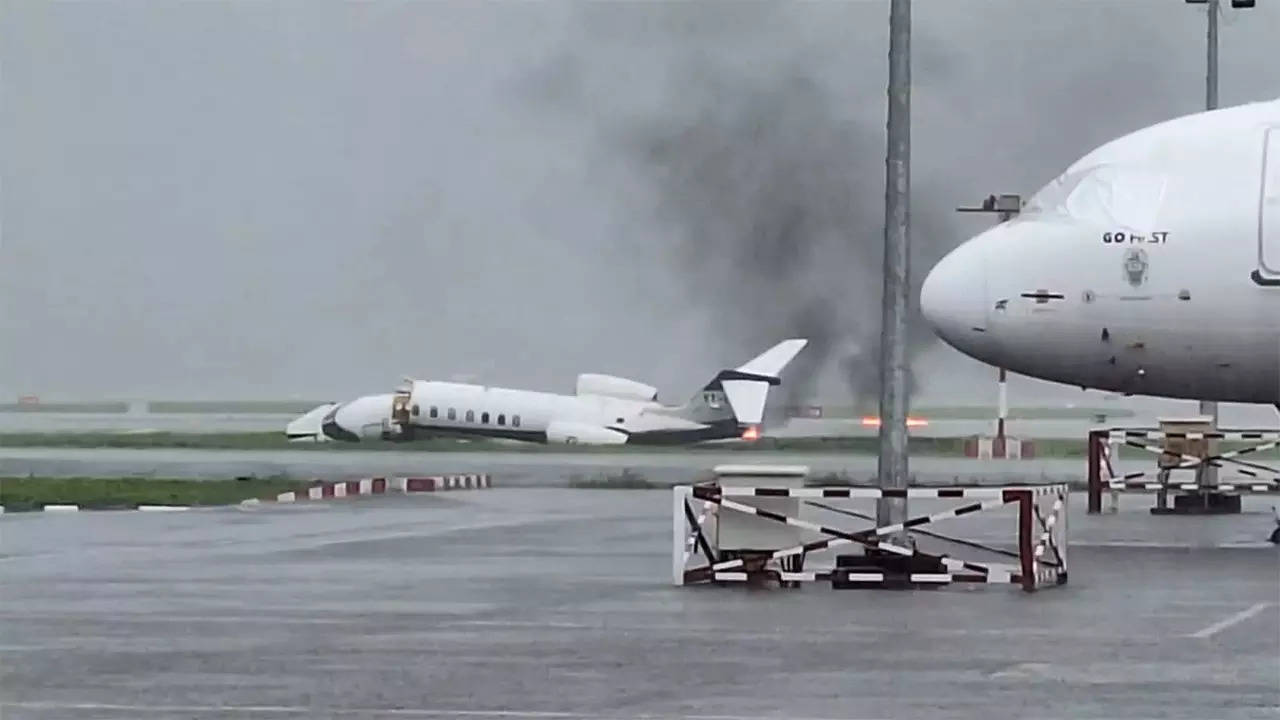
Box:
[0,476,311,512]
[566,469,666,489]
[803,406,1136,420]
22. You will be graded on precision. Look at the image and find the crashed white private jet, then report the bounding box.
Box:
[286,339,808,445]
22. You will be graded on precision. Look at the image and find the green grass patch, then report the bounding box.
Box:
[0,476,313,512]
[744,435,1090,458]
[916,406,1135,420]
[566,469,662,489]
[795,406,1136,420]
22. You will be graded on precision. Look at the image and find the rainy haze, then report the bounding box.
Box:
[3,0,1278,414]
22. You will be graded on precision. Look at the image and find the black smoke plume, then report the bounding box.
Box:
[614,69,946,422]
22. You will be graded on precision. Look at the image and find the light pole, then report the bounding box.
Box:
[1184,0,1258,108]
[1184,0,1255,484]
[876,0,911,541]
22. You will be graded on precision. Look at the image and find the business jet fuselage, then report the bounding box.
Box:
[921,98,1280,405]
[287,339,808,445]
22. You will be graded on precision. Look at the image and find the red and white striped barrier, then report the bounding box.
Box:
[263,474,492,504]
[1087,427,1280,513]
[2,504,197,514]
[0,475,494,515]
[676,481,1069,593]
[964,435,1035,459]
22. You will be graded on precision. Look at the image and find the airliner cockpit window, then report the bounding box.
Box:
[1024,167,1089,215]
[1024,163,1167,230]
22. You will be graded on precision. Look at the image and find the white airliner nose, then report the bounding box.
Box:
[920,239,988,346]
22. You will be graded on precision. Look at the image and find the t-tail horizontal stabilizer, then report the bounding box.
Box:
[720,339,808,425]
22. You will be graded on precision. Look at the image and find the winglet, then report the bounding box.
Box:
[735,338,809,378]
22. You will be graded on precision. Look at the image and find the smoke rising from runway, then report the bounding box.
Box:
[614,69,942,416]
[520,9,960,416]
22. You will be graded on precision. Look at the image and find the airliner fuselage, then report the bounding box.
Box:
[922,99,1280,404]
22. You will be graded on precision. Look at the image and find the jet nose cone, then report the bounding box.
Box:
[920,239,988,346]
[286,402,339,441]
[321,404,361,442]
[320,393,397,442]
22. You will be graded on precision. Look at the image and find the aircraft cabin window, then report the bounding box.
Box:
[448,408,456,421]
[411,404,420,417]
[429,406,438,419]
[465,410,475,423]
[481,412,490,424]
[512,414,521,428]
[497,414,506,426]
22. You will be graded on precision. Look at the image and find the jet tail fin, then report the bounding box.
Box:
[677,339,809,426]
[720,380,771,425]
[720,338,808,425]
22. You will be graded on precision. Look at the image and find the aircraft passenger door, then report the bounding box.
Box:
[1260,126,1280,283]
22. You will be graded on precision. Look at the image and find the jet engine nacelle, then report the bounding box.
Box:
[544,420,629,445]
[574,373,658,402]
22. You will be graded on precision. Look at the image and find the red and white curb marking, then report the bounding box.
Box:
[0,504,194,514]
[0,475,492,514]
[258,473,492,505]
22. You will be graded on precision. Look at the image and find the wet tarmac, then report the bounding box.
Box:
[2,488,1278,719]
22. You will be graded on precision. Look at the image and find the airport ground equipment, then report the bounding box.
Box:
[673,467,1068,593]
[1087,421,1280,515]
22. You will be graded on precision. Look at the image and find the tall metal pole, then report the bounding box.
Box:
[1199,0,1220,487]
[1206,0,1219,111]
[876,0,911,539]
[996,368,1008,441]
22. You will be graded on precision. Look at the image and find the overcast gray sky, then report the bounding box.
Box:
[2,0,1278,408]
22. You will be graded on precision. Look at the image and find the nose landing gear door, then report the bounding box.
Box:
[1256,126,1280,286]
